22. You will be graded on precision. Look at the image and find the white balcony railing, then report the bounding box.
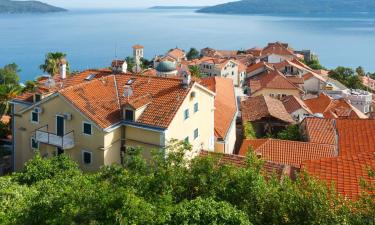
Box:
[35,125,74,149]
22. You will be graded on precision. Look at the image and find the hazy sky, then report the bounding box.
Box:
[43,0,229,9]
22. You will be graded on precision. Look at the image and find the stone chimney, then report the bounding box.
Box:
[59,58,67,79]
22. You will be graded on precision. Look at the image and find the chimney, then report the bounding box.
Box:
[59,58,67,79]
[182,70,191,88]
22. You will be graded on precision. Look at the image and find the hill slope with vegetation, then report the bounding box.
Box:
[0,0,66,13]
[197,0,375,16]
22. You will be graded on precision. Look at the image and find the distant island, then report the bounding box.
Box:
[197,0,375,16]
[0,0,66,13]
[150,6,206,10]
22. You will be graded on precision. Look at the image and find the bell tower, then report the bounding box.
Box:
[132,44,144,73]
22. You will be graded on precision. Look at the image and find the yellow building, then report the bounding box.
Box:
[11,69,215,171]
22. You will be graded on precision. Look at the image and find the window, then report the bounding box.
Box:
[184,109,189,120]
[232,71,234,75]
[82,151,92,164]
[31,138,39,150]
[35,94,41,103]
[31,112,39,123]
[184,136,189,143]
[83,122,92,135]
[125,109,134,121]
[194,103,199,113]
[194,128,199,140]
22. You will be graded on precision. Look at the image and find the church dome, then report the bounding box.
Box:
[156,61,176,72]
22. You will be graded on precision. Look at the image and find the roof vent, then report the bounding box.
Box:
[123,85,133,98]
[85,74,96,81]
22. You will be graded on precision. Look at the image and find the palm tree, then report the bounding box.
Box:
[0,83,22,116]
[39,52,69,76]
[189,65,202,78]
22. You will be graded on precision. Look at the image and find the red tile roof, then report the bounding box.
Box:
[261,42,296,57]
[302,152,375,199]
[336,119,375,157]
[302,118,337,146]
[200,77,237,139]
[14,69,116,103]
[241,95,295,124]
[240,139,337,168]
[248,69,303,95]
[167,48,186,60]
[304,93,367,119]
[282,95,312,114]
[60,74,196,129]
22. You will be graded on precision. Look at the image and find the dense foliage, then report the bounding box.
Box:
[186,48,200,60]
[276,124,302,141]
[0,63,22,115]
[0,143,373,224]
[40,52,70,76]
[243,121,257,139]
[328,66,366,90]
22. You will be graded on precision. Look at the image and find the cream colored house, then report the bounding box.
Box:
[11,70,215,172]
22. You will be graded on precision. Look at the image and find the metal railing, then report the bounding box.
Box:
[35,125,75,149]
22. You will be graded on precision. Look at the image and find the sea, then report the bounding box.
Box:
[0,8,374,81]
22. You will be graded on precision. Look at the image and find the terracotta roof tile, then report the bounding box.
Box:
[302,118,337,146]
[336,119,375,157]
[248,69,303,94]
[200,77,237,139]
[302,152,375,199]
[239,139,337,168]
[60,74,195,129]
[282,95,312,114]
[304,93,367,119]
[261,42,296,57]
[241,95,294,124]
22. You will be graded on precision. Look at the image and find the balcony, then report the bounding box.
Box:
[35,125,75,149]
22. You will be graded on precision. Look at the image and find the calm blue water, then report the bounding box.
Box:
[0,9,375,81]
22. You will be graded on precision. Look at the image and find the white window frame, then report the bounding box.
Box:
[31,137,39,150]
[82,150,92,165]
[31,111,39,124]
[82,121,93,136]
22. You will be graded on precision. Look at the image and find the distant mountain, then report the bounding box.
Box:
[197,0,375,16]
[149,6,206,10]
[0,0,66,13]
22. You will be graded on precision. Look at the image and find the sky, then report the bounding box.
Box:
[42,0,229,9]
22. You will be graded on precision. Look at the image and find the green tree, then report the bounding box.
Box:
[276,124,302,141]
[186,47,200,60]
[329,66,366,90]
[0,63,20,85]
[0,83,22,115]
[356,66,366,77]
[39,52,69,76]
[243,121,256,139]
[23,80,38,92]
[301,58,326,70]
[189,65,202,78]
[171,197,252,225]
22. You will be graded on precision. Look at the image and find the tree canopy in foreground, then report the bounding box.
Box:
[0,142,374,225]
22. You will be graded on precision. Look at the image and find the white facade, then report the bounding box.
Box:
[342,89,372,114]
[303,76,326,94]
